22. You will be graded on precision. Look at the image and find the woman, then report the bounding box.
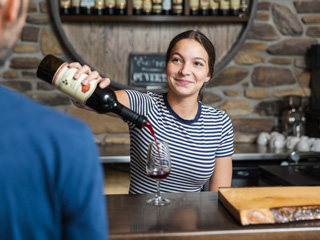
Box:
[70,30,234,193]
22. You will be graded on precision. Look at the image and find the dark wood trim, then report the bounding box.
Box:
[47,0,258,90]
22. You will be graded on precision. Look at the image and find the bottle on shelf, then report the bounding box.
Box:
[172,0,184,15]
[152,0,163,15]
[239,0,247,17]
[209,0,218,15]
[81,0,95,15]
[94,0,105,15]
[37,55,147,129]
[105,0,116,14]
[143,0,152,15]
[189,0,199,15]
[116,0,127,14]
[162,0,172,15]
[230,0,240,16]
[133,0,143,15]
[199,0,209,15]
[219,0,230,16]
[60,0,71,15]
[71,0,81,15]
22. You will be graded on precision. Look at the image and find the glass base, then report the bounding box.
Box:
[146,196,171,206]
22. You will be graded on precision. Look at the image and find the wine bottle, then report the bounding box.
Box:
[238,0,247,17]
[143,0,152,15]
[105,0,115,14]
[209,0,218,15]
[200,0,209,15]
[189,0,199,15]
[133,0,143,15]
[36,55,147,129]
[162,0,172,15]
[71,0,81,15]
[172,0,183,15]
[60,0,71,15]
[219,0,230,16]
[152,0,163,15]
[94,0,105,15]
[81,0,95,15]
[230,0,240,16]
[116,0,127,15]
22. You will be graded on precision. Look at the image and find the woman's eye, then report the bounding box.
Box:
[172,58,181,63]
[195,62,204,67]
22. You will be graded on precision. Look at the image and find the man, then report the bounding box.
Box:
[0,0,108,239]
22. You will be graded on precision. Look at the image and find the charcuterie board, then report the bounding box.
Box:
[218,186,320,225]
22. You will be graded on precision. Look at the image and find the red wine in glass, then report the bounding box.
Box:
[148,170,170,180]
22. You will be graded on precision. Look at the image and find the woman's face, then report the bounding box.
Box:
[166,39,210,99]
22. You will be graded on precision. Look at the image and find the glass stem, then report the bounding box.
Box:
[156,180,161,199]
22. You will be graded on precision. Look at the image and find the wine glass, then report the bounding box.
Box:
[146,140,171,206]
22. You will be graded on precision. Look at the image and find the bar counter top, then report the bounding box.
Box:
[99,143,320,164]
[106,191,320,240]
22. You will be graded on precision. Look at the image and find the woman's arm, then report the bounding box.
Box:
[209,156,233,191]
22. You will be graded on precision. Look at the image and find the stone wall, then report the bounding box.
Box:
[0,0,319,145]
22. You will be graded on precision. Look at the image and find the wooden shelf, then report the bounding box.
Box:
[60,15,249,23]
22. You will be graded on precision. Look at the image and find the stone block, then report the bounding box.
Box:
[258,2,270,11]
[28,2,37,13]
[26,14,50,24]
[256,12,270,21]
[1,81,32,92]
[252,67,295,87]
[247,23,280,41]
[202,91,222,104]
[245,89,270,99]
[268,58,292,65]
[255,100,285,116]
[3,71,19,79]
[296,71,311,86]
[272,3,303,36]
[234,52,265,65]
[295,57,311,69]
[273,88,311,97]
[223,90,239,97]
[28,92,71,106]
[232,118,274,133]
[218,100,251,117]
[67,108,129,134]
[104,135,130,145]
[13,44,39,53]
[306,26,320,37]
[302,15,320,24]
[267,38,318,56]
[294,0,320,13]
[21,26,39,42]
[22,71,37,79]
[241,42,267,51]
[40,2,48,13]
[10,57,41,69]
[208,67,248,87]
[234,134,257,143]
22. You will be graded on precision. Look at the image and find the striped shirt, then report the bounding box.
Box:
[124,90,234,194]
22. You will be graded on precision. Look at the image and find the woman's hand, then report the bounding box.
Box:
[68,62,111,89]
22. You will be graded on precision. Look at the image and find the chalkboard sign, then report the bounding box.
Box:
[129,53,167,87]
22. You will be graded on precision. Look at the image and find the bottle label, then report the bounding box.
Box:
[220,0,230,9]
[143,0,152,12]
[52,63,99,104]
[200,0,209,9]
[61,0,71,8]
[162,0,171,10]
[190,0,199,9]
[209,0,218,9]
[105,0,115,7]
[230,0,239,9]
[95,0,104,9]
[71,0,81,7]
[116,0,127,8]
[81,0,95,7]
[133,0,143,9]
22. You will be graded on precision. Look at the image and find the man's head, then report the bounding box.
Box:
[0,0,28,64]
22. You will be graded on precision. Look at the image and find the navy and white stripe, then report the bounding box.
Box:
[124,90,234,194]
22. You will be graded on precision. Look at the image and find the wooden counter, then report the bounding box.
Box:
[106,191,320,240]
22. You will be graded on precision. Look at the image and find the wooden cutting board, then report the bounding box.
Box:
[218,186,320,225]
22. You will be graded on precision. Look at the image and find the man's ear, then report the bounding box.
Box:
[4,0,20,24]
